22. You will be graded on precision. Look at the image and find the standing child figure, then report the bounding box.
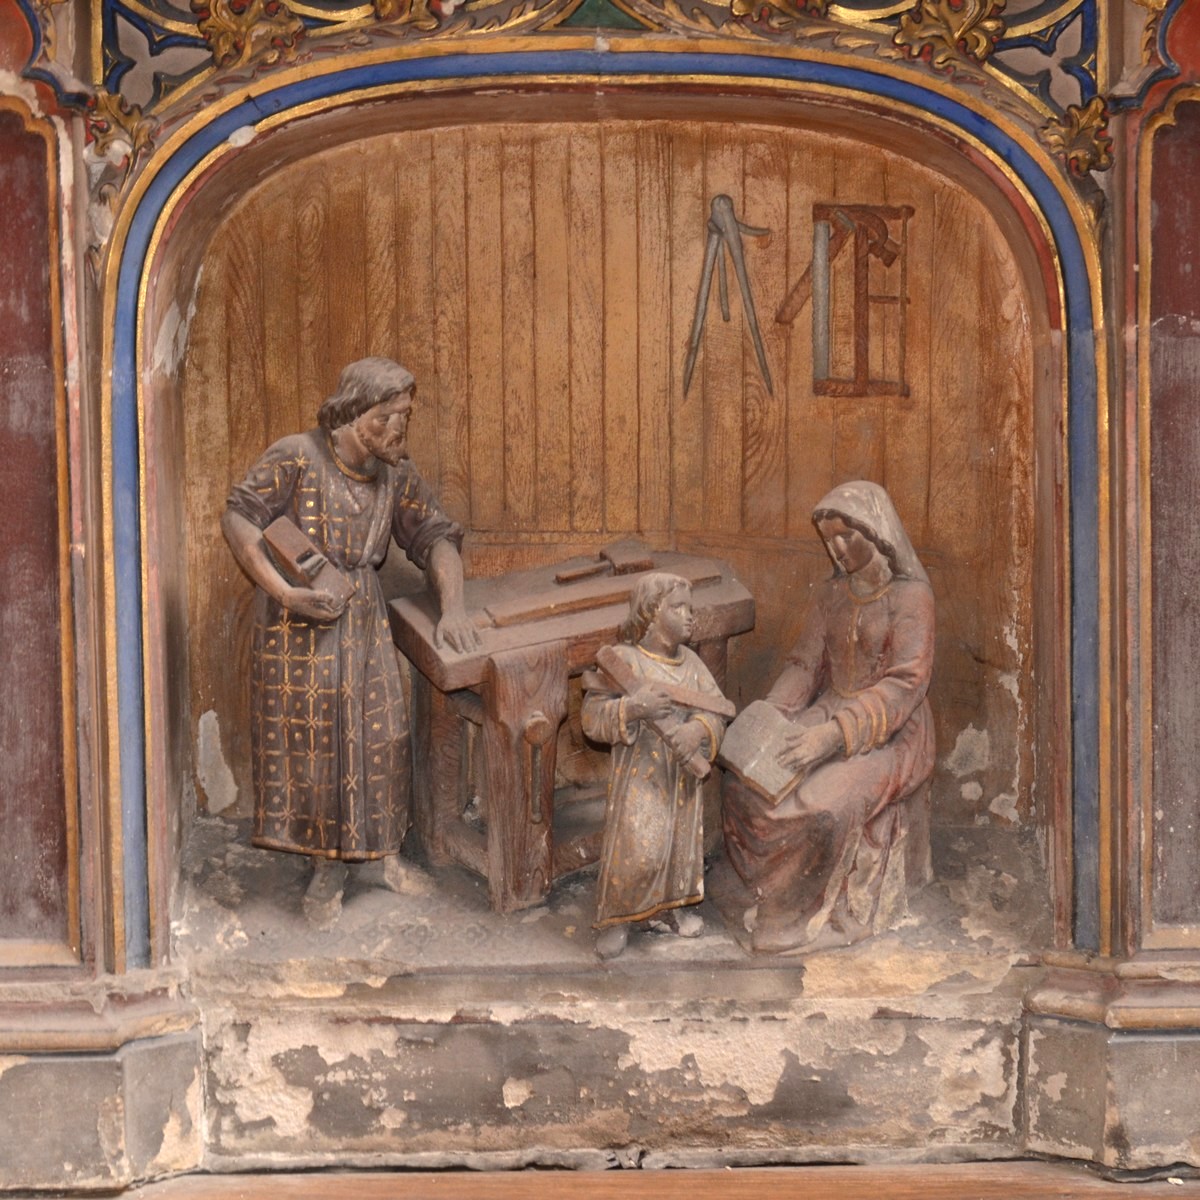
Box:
[583,573,730,960]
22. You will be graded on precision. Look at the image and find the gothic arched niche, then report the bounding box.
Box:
[124,78,1076,1164]
[151,87,1062,960]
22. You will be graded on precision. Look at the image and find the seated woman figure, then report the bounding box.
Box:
[723,481,935,954]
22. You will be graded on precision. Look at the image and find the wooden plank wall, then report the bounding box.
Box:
[182,119,1034,831]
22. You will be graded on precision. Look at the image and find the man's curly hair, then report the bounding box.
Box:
[317,357,415,431]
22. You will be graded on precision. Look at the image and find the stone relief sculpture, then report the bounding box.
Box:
[221,356,480,927]
[581,573,731,959]
[720,481,935,954]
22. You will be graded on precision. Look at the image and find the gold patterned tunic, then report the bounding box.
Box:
[227,430,462,859]
[582,644,726,928]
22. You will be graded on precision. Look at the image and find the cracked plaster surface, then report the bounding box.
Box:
[175,815,1052,1167]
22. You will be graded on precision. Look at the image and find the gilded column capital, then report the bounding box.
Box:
[1040,96,1115,176]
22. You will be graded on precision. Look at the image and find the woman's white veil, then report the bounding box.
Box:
[812,481,929,585]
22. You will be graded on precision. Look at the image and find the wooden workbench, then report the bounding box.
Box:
[389,548,754,912]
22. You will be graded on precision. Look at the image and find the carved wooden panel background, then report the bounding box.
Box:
[182,117,1034,836]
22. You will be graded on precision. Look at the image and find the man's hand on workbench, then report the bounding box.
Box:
[434,609,482,654]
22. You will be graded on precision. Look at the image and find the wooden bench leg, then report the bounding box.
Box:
[482,641,568,912]
[410,676,465,868]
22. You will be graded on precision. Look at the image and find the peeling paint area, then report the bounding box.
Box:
[1023,1021,1106,1162]
[627,1018,818,1108]
[201,999,1028,1166]
[988,793,1019,823]
[503,1077,535,1108]
[941,618,1027,828]
[923,1028,1014,1130]
[123,1034,206,1177]
[0,70,41,108]
[196,709,238,814]
[96,1093,127,1168]
[208,1019,320,1139]
[206,1009,643,1156]
[152,1067,203,1173]
[945,726,991,777]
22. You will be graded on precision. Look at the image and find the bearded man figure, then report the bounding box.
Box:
[222,357,479,925]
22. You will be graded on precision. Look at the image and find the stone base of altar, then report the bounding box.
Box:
[177,817,1049,1175]
[1024,958,1200,1170]
[0,986,202,1191]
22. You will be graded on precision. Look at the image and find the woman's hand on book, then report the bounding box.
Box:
[778,720,841,772]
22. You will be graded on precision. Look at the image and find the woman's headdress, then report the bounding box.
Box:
[812,481,929,584]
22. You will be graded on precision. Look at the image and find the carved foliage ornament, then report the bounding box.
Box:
[1040,96,1114,176]
[1139,2,1166,70]
[373,0,443,30]
[728,0,829,25]
[80,91,158,274]
[190,0,306,70]
[894,0,1006,71]
[86,90,156,165]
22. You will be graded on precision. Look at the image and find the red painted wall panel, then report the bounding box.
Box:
[0,106,70,948]
[1150,99,1200,927]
